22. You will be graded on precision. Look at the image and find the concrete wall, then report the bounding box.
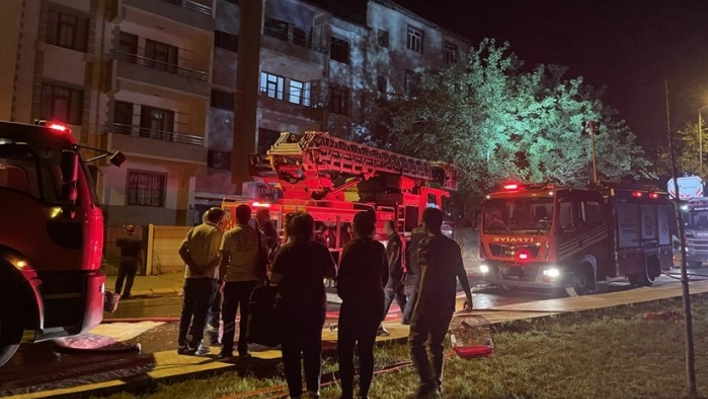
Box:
[146,225,192,275]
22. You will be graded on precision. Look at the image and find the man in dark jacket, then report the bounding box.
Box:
[408,208,473,399]
[378,220,406,336]
[115,225,143,299]
[402,223,427,324]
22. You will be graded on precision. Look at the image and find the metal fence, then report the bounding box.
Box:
[109,122,205,146]
[111,50,208,81]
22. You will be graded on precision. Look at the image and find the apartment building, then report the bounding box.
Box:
[0,0,469,226]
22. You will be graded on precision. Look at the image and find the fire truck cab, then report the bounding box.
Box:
[0,120,125,367]
[478,182,673,294]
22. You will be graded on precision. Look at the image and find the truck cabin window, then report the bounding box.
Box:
[688,207,708,230]
[482,197,554,235]
[0,142,63,202]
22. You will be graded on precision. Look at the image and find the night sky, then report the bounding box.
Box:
[394,0,708,149]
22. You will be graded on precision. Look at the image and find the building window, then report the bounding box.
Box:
[292,26,307,47]
[39,84,83,125]
[406,25,423,54]
[330,37,350,64]
[207,150,231,170]
[404,70,416,97]
[145,39,178,73]
[378,29,389,48]
[215,30,238,52]
[139,106,174,140]
[329,86,349,116]
[114,101,134,134]
[377,76,387,92]
[444,41,458,64]
[260,72,285,100]
[126,171,166,207]
[211,89,235,111]
[117,31,138,63]
[288,80,311,106]
[264,17,288,41]
[46,9,88,52]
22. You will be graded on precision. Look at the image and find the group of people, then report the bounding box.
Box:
[172,204,473,399]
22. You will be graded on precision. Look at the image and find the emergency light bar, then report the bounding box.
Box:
[33,119,71,134]
[501,182,555,192]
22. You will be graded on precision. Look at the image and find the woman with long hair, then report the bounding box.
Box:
[270,212,337,399]
[336,210,389,399]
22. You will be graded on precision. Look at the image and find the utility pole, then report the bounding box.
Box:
[667,81,697,398]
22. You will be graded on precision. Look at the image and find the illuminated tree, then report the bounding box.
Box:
[370,39,653,202]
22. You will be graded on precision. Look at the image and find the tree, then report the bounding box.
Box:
[655,121,704,179]
[369,39,653,206]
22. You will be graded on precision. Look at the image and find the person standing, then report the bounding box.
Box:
[337,211,389,399]
[256,207,280,263]
[270,212,337,399]
[217,204,267,359]
[115,225,143,299]
[408,208,474,399]
[177,207,225,355]
[378,220,407,336]
[402,223,427,325]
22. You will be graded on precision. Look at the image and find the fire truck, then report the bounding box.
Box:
[0,120,125,367]
[222,131,457,258]
[477,181,674,295]
[678,198,708,268]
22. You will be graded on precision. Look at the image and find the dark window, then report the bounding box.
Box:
[293,26,307,47]
[127,171,166,207]
[559,198,576,231]
[214,30,238,52]
[377,29,389,48]
[377,76,387,92]
[207,150,231,170]
[582,200,603,226]
[211,89,235,111]
[39,84,83,125]
[406,25,423,53]
[114,101,133,134]
[330,37,350,64]
[444,41,458,64]
[117,31,138,63]
[46,9,88,52]
[264,17,288,41]
[139,106,174,140]
[223,0,239,4]
[329,86,349,116]
[258,128,281,154]
[259,72,285,100]
[145,39,178,73]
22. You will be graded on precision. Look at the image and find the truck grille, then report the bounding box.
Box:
[489,244,540,258]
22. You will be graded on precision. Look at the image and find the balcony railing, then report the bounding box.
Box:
[110,50,208,81]
[109,123,205,146]
[161,0,212,16]
[264,22,327,53]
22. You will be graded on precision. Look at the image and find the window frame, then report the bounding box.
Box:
[39,83,84,125]
[145,39,179,73]
[328,86,349,116]
[214,30,238,52]
[260,72,285,100]
[211,89,235,111]
[126,170,167,208]
[378,29,389,48]
[406,25,424,54]
[330,36,350,64]
[444,41,458,64]
[45,8,88,52]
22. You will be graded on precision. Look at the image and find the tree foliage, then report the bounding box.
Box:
[654,121,704,180]
[365,39,653,205]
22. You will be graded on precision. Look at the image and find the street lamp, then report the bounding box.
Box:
[699,105,708,173]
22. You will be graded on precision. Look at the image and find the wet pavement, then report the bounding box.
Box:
[2,270,704,397]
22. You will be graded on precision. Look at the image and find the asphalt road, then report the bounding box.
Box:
[1,270,704,397]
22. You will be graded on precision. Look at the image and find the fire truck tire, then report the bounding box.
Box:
[573,264,595,295]
[0,290,23,367]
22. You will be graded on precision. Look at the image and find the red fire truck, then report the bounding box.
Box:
[477,181,674,295]
[0,120,125,367]
[223,131,458,258]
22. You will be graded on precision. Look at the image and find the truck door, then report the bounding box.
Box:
[555,195,581,263]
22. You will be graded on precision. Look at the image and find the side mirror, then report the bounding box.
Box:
[109,151,127,167]
[61,150,79,203]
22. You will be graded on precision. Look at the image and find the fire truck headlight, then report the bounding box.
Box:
[542,267,561,278]
[681,205,689,211]
[15,260,27,269]
[479,264,490,274]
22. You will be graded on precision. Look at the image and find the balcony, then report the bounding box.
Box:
[258,92,325,127]
[260,19,327,79]
[111,50,210,97]
[121,0,214,32]
[107,123,207,164]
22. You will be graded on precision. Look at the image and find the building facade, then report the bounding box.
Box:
[0,0,469,227]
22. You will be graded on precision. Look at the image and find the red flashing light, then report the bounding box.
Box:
[518,251,529,260]
[252,201,271,208]
[503,184,519,190]
[47,123,68,132]
[632,191,643,198]
[649,192,659,199]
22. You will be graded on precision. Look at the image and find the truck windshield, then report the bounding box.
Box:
[0,141,63,202]
[687,207,708,230]
[482,197,554,235]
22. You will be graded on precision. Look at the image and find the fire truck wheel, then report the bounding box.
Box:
[0,292,23,367]
[573,264,595,295]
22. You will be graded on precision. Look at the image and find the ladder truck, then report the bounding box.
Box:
[223,131,458,259]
